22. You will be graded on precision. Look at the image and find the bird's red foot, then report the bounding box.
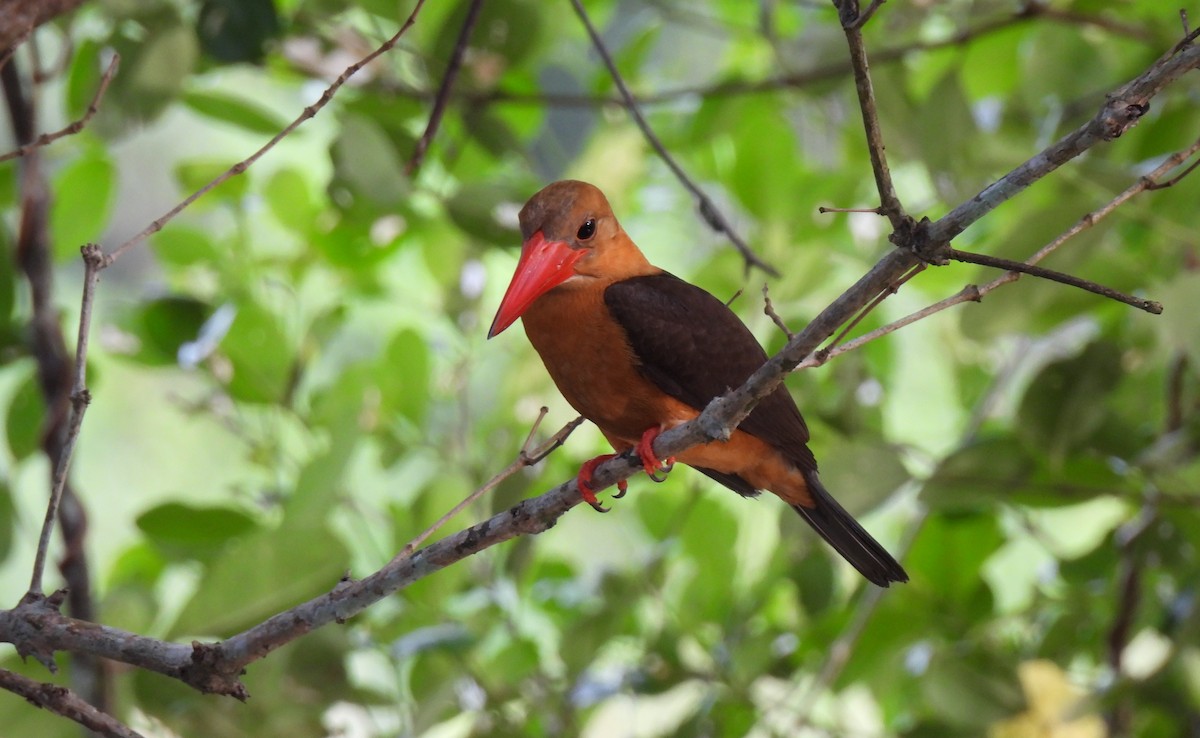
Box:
[636,427,675,483]
[577,454,629,513]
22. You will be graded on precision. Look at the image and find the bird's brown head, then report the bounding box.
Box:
[488,180,652,338]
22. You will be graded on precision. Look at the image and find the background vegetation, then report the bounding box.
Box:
[1,0,1198,736]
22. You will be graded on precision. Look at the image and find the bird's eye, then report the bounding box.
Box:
[576,218,596,241]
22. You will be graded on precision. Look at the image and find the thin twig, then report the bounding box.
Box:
[818,205,884,214]
[1105,499,1157,737]
[817,264,924,360]
[850,0,886,30]
[947,247,1162,314]
[27,246,102,597]
[835,0,907,228]
[762,283,794,339]
[1145,156,1200,190]
[1165,353,1187,434]
[928,44,1200,245]
[0,53,118,163]
[389,410,582,563]
[567,0,779,278]
[405,0,484,176]
[106,0,429,266]
[4,49,108,707]
[0,668,142,738]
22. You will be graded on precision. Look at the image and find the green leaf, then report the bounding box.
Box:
[907,511,1003,606]
[793,550,835,616]
[183,90,287,135]
[197,0,280,63]
[131,296,211,366]
[50,147,116,260]
[0,479,13,561]
[263,168,318,233]
[679,496,738,625]
[220,300,294,403]
[149,226,221,267]
[818,436,910,513]
[1017,341,1123,465]
[170,521,348,637]
[137,502,259,559]
[378,329,431,424]
[921,648,1024,729]
[331,114,407,206]
[113,19,199,121]
[65,40,104,122]
[1155,273,1200,368]
[446,182,522,244]
[5,370,45,462]
[921,436,1035,510]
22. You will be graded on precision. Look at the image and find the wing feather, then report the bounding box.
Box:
[603,273,816,472]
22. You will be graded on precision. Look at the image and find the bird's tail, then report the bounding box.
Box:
[792,471,908,587]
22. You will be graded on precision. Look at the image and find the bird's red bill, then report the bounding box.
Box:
[488,231,583,338]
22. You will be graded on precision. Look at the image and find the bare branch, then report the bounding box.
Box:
[947,247,1162,314]
[0,668,141,738]
[405,0,484,176]
[0,53,117,163]
[390,411,582,563]
[568,0,779,278]
[927,44,1200,246]
[802,136,1200,369]
[105,0,430,266]
[1105,500,1157,737]
[27,246,102,598]
[4,51,108,707]
[761,283,794,339]
[834,0,907,228]
[849,0,886,30]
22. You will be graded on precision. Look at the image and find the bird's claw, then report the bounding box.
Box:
[577,454,628,513]
[646,459,674,483]
[635,427,674,482]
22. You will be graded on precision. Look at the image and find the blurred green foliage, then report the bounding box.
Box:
[1,1,1198,736]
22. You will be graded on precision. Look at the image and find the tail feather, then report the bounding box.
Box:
[792,471,908,587]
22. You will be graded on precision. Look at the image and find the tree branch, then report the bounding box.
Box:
[947,247,1162,314]
[802,135,1200,368]
[3,2,1194,714]
[568,0,779,277]
[105,0,429,266]
[3,52,109,710]
[927,42,1200,246]
[834,0,908,230]
[404,0,484,176]
[0,667,141,738]
[0,412,584,697]
[0,53,117,163]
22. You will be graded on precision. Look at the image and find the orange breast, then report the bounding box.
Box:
[520,280,693,445]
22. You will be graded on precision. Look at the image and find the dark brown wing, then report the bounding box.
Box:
[603,272,816,473]
[606,273,908,587]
